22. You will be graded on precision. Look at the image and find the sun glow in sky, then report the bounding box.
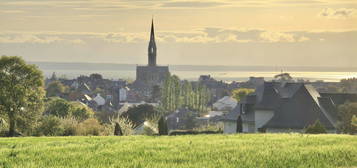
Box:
[1,0,357,66]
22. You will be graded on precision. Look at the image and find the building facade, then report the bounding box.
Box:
[133,19,170,98]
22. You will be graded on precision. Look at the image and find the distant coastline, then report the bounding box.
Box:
[30,61,357,82]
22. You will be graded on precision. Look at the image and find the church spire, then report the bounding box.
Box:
[148,18,157,66]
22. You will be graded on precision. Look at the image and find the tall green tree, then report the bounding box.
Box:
[337,102,357,134]
[0,56,45,136]
[46,80,68,97]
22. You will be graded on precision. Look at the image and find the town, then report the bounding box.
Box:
[25,20,356,136]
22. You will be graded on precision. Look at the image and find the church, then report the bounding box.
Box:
[133,19,170,98]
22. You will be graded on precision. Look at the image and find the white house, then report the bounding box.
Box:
[119,87,129,102]
[93,93,105,106]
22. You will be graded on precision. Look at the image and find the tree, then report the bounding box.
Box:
[274,73,293,82]
[70,102,94,121]
[305,120,327,134]
[352,115,357,133]
[120,104,158,127]
[114,122,123,136]
[35,115,64,136]
[337,102,357,134]
[0,56,45,136]
[158,116,168,135]
[89,73,103,81]
[45,98,93,121]
[45,97,73,118]
[46,80,68,97]
[236,115,243,133]
[232,88,255,102]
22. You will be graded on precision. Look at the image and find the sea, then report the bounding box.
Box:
[31,62,357,82]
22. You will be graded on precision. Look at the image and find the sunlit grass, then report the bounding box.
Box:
[0,134,356,168]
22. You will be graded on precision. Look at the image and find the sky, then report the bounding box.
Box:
[0,0,357,67]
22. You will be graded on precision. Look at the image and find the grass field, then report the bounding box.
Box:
[0,134,356,168]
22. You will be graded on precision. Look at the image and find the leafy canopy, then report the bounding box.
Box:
[0,56,45,136]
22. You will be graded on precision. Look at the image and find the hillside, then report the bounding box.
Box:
[0,134,356,168]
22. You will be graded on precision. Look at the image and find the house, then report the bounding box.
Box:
[212,96,238,111]
[119,87,130,102]
[166,108,198,130]
[224,82,357,133]
[220,105,241,134]
[93,93,106,106]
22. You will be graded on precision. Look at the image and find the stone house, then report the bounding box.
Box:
[222,82,357,133]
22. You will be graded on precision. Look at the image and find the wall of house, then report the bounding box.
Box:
[266,128,337,133]
[242,122,255,133]
[223,121,237,134]
[255,110,274,132]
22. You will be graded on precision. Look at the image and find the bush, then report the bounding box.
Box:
[36,116,64,136]
[305,120,327,134]
[76,118,105,136]
[70,102,94,121]
[60,117,79,136]
[110,116,134,136]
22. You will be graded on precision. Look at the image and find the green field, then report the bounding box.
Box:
[0,134,356,168]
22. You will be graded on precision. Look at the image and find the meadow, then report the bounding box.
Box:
[0,134,356,168]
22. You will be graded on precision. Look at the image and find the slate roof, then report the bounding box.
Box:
[221,105,241,121]
[247,82,339,129]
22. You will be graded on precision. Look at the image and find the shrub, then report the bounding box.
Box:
[76,118,104,136]
[70,102,94,121]
[36,116,64,136]
[158,116,168,135]
[305,120,327,134]
[143,126,156,136]
[60,117,79,136]
[110,116,134,136]
[114,122,123,136]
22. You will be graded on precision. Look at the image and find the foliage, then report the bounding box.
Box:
[340,78,357,93]
[35,116,64,136]
[60,117,79,136]
[0,134,356,167]
[76,118,105,136]
[274,73,293,82]
[158,116,168,135]
[236,115,243,133]
[45,98,93,121]
[114,123,123,136]
[193,123,223,132]
[110,115,134,136]
[120,104,158,127]
[89,73,103,80]
[305,120,327,134]
[231,88,255,102]
[0,56,45,136]
[46,80,68,97]
[337,102,357,134]
[161,76,211,114]
[70,102,94,121]
[45,97,73,117]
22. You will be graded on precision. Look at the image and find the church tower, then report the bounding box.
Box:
[148,19,157,66]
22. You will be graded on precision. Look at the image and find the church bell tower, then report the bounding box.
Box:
[148,19,157,66]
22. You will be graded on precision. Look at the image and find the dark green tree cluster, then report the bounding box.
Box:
[305,120,327,134]
[337,102,357,134]
[161,75,211,113]
[45,97,94,121]
[158,116,168,135]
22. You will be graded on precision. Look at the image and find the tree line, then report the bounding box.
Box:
[160,75,211,114]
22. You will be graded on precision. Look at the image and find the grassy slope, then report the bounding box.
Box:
[0,134,356,168]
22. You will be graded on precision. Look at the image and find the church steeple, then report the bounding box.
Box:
[148,19,157,66]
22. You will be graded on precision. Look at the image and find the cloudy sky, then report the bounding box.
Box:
[0,0,357,67]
